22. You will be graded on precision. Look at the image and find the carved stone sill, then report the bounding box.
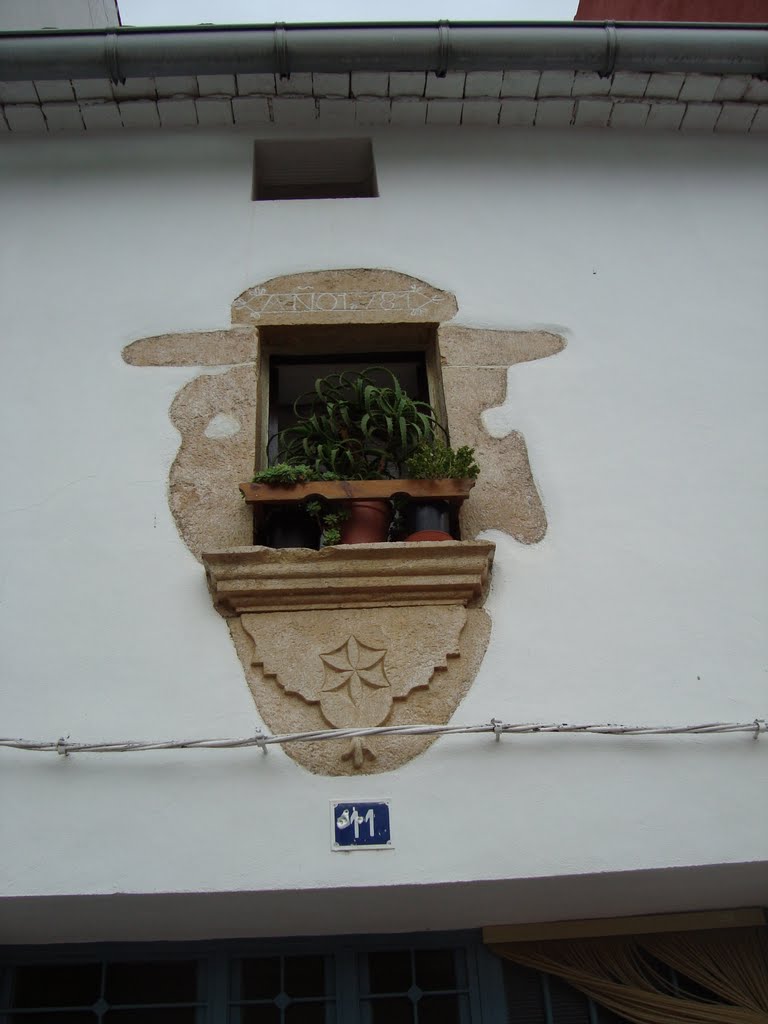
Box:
[202,540,495,616]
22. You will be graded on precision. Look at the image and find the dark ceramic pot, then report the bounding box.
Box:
[403,499,452,541]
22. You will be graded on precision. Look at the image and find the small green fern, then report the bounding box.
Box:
[405,442,479,480]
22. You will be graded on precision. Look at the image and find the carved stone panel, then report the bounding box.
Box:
[230,605,492,775]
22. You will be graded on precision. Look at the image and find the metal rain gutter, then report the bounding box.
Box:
[0,21,766,83]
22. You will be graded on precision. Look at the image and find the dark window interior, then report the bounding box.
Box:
[232,954,334,1022]
[252,139,378,202]
[258,322,440,467]
[4,958,202,1021]
[359,948,469,1024]
[268,352,429,464]
[0,936,746,1024]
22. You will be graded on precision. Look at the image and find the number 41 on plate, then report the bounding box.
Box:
[331,800,392,851]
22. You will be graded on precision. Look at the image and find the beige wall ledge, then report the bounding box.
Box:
[483,907,767,944]
[202,540,495,615]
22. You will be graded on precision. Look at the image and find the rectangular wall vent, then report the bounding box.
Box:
[252,138,378,201]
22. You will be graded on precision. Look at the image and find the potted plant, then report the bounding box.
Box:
[249,464,323,548]
[401,441,480,541]
[243,367,479,546]
[270,367,442,543]
[250,464,353,548]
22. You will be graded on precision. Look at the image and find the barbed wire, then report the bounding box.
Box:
[0,718,764,758]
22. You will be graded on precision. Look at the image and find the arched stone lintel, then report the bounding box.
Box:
[232,268,458,326]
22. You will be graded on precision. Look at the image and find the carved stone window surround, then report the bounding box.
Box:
[122,268,566,774]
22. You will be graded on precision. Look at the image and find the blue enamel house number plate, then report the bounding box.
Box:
[331,800,392,851]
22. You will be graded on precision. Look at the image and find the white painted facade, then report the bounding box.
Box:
[1,125,766,943]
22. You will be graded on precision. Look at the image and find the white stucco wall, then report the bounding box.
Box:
[1,126,766,941]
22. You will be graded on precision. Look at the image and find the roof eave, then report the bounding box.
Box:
[1,21,766,83]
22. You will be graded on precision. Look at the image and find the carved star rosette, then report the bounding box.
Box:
[318,637,392,766]
[236,606,485,774]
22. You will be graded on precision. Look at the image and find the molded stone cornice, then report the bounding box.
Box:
[202,541,495,615]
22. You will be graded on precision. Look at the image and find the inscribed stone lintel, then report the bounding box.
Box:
[231,269,458,325]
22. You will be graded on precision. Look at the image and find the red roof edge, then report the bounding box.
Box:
[575,0,768,21]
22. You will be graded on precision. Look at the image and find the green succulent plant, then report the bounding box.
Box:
[252,463,342,485]
[272,367,446,480]
[404,441,480,480]
[304,500,349,547]
[252,463,315,485]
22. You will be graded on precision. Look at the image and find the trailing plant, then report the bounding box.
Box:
[252,466,346,547]
[304,500,349,547]
[252,463,341,485]
[272,367,447,480]
[405,441,480,480]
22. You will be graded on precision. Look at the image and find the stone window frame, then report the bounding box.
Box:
[256,321,447,475]
[122,267,563,562]
[122,268,565,775]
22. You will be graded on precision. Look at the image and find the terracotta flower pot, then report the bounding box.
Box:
[339,500,392,544]
[405,529,453,542]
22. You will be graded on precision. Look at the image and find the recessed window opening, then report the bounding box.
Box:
[269,354,429,460]
[258,323,444,469]
[252,138,378,201]
[254,322,460,543]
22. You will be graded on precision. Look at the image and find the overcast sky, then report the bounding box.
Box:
[119,1,579,25]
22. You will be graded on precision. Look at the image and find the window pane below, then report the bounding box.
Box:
[240,958,282,1000]
[9,1016,95,1024]
[237,1007,280,1024]
[105,961,198,1003]
[414,950,458,992]
[418,993,465,1024]
[284,956,328,997]
[285,1002,333,1023]
[104,1011,198,1023]
[366,951,412,994]
[364,998,414,1024]
[12,964,101,1007]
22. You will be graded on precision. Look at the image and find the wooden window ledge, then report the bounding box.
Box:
[239,478,476,505]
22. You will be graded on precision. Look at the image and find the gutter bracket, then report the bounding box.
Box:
[436,21,450,79]
[105,31,125,85]
[600,21,618,80]
[274,22,290,80]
